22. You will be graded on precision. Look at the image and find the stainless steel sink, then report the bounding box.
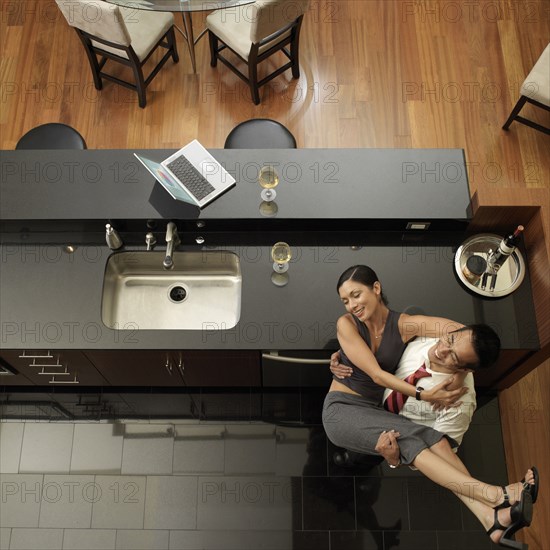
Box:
[101,251,241,330]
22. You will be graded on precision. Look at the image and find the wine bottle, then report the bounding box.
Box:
[488,225,524,271]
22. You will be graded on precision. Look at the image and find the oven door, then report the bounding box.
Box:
[261,350,334,387]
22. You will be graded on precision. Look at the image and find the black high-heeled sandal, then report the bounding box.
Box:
[494,485,512,510]
[497,467,540,510]
[523,466,539,504]
[487,489,533,549]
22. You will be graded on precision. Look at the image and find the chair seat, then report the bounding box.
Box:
[206,7,290,60]
[224,119,297,148]
[520,43,550,106]
[16,123,87,150]
[93,8,174,61]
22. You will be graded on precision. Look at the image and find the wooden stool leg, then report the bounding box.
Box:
[503,96,528,130]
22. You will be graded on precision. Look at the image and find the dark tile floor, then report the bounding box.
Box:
[0,389,509,549]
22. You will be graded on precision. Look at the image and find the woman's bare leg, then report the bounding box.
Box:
[415,439,535,543]
[412,441,530,507]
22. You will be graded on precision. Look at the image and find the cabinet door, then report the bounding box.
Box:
[174,351,261,386]
[0,354,34,386]
[84,351,185,386]
[0,350,107,386]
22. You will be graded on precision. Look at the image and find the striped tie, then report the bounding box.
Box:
[385,363,431,413]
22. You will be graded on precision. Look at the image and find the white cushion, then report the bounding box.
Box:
[56,0,173,62]
[206,2,296,61]
[521,43,550,107]
[94,7,174,62]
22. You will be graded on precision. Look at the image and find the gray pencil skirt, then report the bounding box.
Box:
[322,391,456,465]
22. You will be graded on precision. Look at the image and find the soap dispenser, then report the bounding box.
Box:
[105,223,123,250]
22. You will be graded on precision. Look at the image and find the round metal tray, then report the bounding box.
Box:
[454,234,525,298]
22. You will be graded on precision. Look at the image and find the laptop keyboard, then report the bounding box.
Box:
[166,155,216,201]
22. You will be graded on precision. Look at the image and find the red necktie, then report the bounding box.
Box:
[385,363,432,413]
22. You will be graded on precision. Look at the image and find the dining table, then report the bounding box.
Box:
[105,0,255,73]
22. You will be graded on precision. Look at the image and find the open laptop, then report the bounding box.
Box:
[134,139,235,208]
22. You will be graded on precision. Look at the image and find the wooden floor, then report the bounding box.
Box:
[1,1,549,548]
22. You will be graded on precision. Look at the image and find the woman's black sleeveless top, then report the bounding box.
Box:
[335,310,407,403]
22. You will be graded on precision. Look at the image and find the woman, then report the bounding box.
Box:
[322,265,538,548]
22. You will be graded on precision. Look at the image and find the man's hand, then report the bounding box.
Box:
[375,430,401,466]
[330,350,352,379]
[421,376,468,408]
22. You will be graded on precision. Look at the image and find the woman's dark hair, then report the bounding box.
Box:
[336,265,389,305]
[454,324,501,370]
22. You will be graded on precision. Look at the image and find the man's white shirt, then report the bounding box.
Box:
[382,337,476,446]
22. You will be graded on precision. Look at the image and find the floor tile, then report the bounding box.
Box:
[224,425,277,475]
[407,477,462,530]
[327,440,383,477]
[70,424,124,474]
[62,529,116,549]
[0,422,24,473]
[275,426,327,477]
[121,425,174,475]
[0,528,10,550]
[302,476,355,530]
[173,424,225,474]
[144,476,197,530]
[168,530,294,550]
[437,530,492,549]
[330,530,384,550]
[382,530,438,549]
[19,423,74,473]
[38,474,94,528]
[0,474,42,528]
[9,528,63,549]
[196,476,301,531]
[355,476,409,531]
[115,529,169,549]
[292,531,330,549]
[91,476,146,529]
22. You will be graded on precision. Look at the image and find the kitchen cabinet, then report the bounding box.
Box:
[0,356,34,386]
[84,350,261,387]
[0,350,107,386]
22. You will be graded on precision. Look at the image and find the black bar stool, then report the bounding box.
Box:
[224,119,297,149]
[15,123,87,150]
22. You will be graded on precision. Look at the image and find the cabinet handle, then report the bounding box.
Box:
[261,353,331,365]
[165,359,173,375]
[177,359,185,379]
[49,375,79,384]
[18,351,53,359]
[38,367,71,376]
[29,360,63,368]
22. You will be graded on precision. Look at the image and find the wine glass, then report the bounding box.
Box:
[258,165,279,202]
[271,241,291,273]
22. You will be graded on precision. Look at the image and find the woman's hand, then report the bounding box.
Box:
[375,430,401,467]
[330,351,353,379]
[421,376,468,407]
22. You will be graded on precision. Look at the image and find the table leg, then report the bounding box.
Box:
[181,11,196,74]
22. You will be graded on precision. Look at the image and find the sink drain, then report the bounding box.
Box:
[169,285,187,303]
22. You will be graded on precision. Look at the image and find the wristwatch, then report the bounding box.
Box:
[416,386,424,401]
[388,459,401,469]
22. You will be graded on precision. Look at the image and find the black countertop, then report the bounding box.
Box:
[0,147,538,351]
[1,148,471,233]
[0,242,539,350]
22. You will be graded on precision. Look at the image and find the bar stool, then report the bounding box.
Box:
[503,43,550,135]
[224,119,297,149]
[16,123,87,149]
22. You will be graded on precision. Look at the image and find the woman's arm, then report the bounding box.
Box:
[337,315,466,404]
[398,314,464,343]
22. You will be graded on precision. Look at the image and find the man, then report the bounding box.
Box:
[330,324,500,466]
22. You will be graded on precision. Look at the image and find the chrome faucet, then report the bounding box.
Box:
[163,222,180,269]
[145,232,157,251]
